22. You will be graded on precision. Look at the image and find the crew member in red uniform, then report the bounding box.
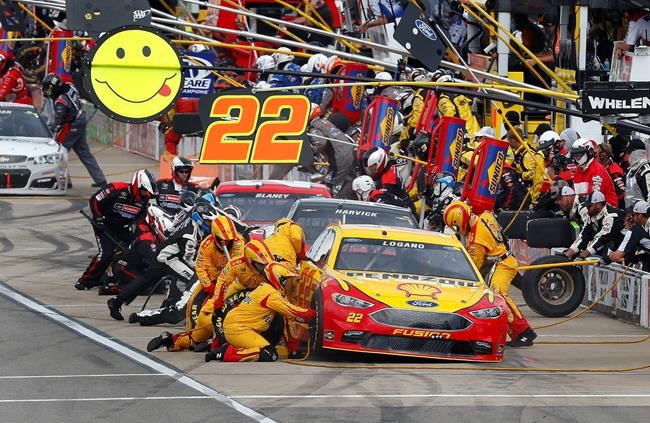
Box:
[76,170,157,290]
[0,54,32,104]
[571,138,618,207]
[156,156,199,215]
[596,143,626,209]
[362,147,415,213]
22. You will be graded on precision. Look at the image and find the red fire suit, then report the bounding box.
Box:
[164,98,198,155]
[573,159,618,207]
[0,64,32,104]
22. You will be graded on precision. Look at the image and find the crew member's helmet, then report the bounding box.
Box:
[443,200,472,234]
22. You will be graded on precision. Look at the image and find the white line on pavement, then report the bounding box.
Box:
[0,396,209,403]
[0,282,276,423]
[0,374,165,379]
[231,394,650,399]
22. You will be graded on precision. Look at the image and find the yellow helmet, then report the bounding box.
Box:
[264,261,298,292]
[443,201,472,234]
[211,214,238,242]
[244,240,274,266]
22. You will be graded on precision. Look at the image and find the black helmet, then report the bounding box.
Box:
[42,73,65,98]
[171,156,194,184]
[179,190,199,212]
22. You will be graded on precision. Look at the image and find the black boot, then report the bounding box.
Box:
[146,332,173,352]
[107,297,124,321]
[128,312,140,324]
[507,328,537,347]
[75,279,102,290]
[205,344,227,362]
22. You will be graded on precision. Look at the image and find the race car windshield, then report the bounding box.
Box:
[217,192,301,222]
[292,204,418,244]
[0,108,51,139]
[334,238,480,282]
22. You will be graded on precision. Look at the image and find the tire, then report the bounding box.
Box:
[526,218,576,248]
[497,211,529,240]
[521,255,585,317]
[309,289,324,354]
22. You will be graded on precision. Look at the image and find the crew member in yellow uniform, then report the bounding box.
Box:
[431,69,480,138]
[265,218,307,269]
[205,262,316,362]
[146,214,245,352]
[443,200,537,347]
[507,127,547,206]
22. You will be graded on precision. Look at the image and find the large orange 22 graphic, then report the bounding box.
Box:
[199,90,310,164]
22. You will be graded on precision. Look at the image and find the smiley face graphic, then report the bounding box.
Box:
[86,26,183,123]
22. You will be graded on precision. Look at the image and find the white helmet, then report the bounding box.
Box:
[255,55,276,71]
[272,47,294,66]
[305,53,329,74]
[392,111,404,136]
[365,148,389,178]
[352,175,375,201]
[570,138,595,167]
[375,71,393,81]
[538,130,560,151]
[410,68,429,82]
[431,69,454,83]
[131,169,157,200]
[189,44,209,53]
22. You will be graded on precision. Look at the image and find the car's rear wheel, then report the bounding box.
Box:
[309,289,324,355]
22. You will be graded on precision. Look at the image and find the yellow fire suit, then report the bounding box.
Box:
[438,93,480,138]
[406,88,426,134]
[512,145,547,205]
[264,218,306,269]
[466,211,530,338]
[170,234,245,351]
[220,282,315,361]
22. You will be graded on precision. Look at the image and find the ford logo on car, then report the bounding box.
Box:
[415,19,437,41]
[407,300,438,308]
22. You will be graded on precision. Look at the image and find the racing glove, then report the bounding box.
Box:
[93,216,106,229]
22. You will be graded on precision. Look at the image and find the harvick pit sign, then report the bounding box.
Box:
[582,82,650,115]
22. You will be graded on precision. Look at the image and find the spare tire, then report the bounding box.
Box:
[526,218,576,248]
[521,255,586,317]
[497,211,529,240]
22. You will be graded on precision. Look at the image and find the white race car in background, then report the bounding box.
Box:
[0,102,69,195]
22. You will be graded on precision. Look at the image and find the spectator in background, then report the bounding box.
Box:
[615,9,650,57]
[358,0,405,33]
[511,14,554,104]
[291,0,335,48]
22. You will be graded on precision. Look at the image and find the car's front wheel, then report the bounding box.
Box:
[309,289,324,355]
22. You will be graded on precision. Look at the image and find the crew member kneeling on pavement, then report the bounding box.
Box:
[147,214,245,352]
[156,156,199,215]
[564,191,624,260]
[76,170,157,290]
[205,262,315,362]
[443,201,537,347]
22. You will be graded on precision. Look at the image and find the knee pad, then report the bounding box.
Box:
[258,345,278,362]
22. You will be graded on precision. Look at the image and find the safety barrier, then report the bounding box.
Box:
[84,103,161,160]
[583,263,650,328]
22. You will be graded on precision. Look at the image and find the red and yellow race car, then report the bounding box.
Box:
[288,224,509,362]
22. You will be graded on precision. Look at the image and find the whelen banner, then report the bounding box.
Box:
[582,81,650,115]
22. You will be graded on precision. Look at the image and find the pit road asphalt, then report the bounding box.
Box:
[1,142,649,423]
